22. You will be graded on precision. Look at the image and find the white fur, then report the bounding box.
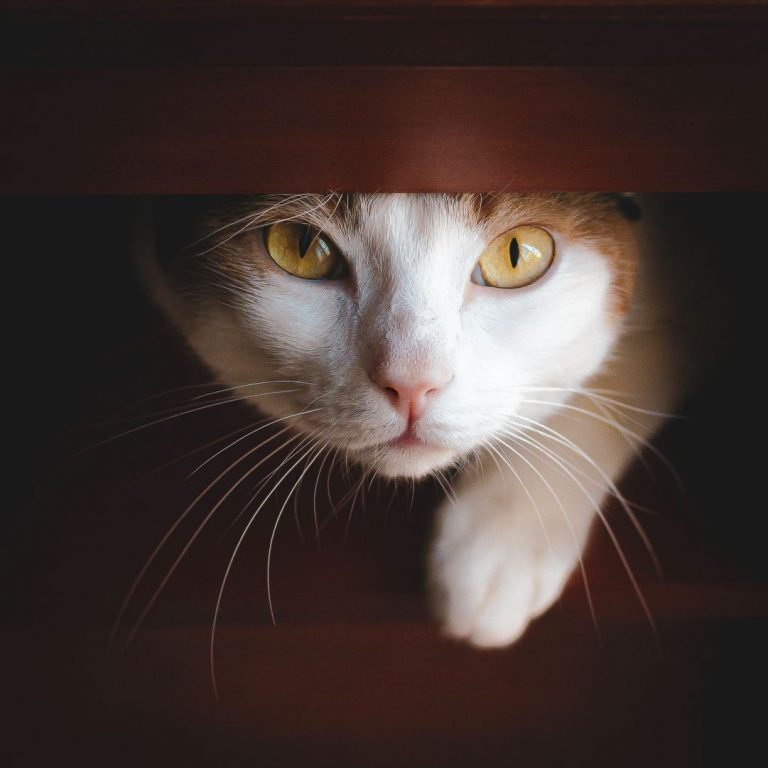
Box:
[146,194,687,648]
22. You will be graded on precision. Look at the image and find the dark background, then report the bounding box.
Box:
[3,194,767,766]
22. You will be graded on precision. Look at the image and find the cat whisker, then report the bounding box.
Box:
[518,386,680,420]
[109,418,265,500]
[483,441,555,560]
[192,193,336,257]
[508,413,663,581]
[115,427,309,662]
[497,424,610,493]
[344,470,369,541]
[110,407,323,654]
[592,399,688,504]
[188,194,312,247]
[83,388,299,452]
[505,428,659,647]
[216,429,326,542]
[93,390,294,428]
[498,425,658,520]
[432,472,451,507]
[245,193,342,239]
[211,436,327,699]
[325,445,342,525]
[314,192,345,252]
[110,424,301,648]
[408,477,416,519]
[486,436,601,644]
[479,441,505,489]
[184,395,323,480]
[226,195,338,249]
[360,469,373,522]
[266,441,330,624]
[517,397,681,496]
[381,481,398,519]
[188,379,314,402]
[518,398,658,448]
[434,468,459,510]
[320,463,365,532]
[591,399,661,488]
[112,381,241,415]
[311,441,334,545]
[292,474,306,544]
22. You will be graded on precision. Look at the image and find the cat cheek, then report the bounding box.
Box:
[609,282,635,320]
[601,221,640,320]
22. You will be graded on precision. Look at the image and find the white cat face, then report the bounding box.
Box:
[151,194,636,478]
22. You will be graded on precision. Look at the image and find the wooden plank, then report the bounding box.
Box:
[2,0,766,67]
[2,67,766,193]
[3,0,766,12]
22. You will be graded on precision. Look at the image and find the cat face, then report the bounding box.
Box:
[150,194,638,478]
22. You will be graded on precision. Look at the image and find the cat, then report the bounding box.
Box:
[138,193,699,649]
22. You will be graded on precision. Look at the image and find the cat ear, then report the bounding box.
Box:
[613,193,643,221]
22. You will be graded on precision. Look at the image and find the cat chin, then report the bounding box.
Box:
[364,445,458,480]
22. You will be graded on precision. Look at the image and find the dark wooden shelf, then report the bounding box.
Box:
[1,0,767,192]
[3,0,767,68]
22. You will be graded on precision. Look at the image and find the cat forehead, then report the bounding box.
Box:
[250,192,615,244]
[327,194,604,275]
[345,193,534,242]
[346,195,482,267]
[353,194,474,234]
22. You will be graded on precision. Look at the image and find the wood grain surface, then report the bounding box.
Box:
[1,0,767,193]
[3,67,767,193]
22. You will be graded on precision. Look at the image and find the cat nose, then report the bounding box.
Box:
[370,368,453,422]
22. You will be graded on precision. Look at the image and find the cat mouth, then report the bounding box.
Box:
[389,428,426,448]
[366,429,457,479]
[355,426,454,458]
[353,427,457,478]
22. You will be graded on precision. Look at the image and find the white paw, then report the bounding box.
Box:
[430,498,577,648]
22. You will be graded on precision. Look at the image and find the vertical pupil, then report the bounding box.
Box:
[509,237,520,268]
[298,225,314,258]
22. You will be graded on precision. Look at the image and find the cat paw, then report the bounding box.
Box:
[429,500,575,648]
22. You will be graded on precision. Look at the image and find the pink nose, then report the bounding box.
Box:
[370,368,453,422]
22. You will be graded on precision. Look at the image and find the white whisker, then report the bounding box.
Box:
[485,440,554,558]
[109,418,264,499]
[508,429,659,645]
[519,386,679,419]
[110,408,323,655]
[188,379,312,402]
[509,413,663,580]
[210,438,325,699]
[489,436,600,642]
[85,388,299,452]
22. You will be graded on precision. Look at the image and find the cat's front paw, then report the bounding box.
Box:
[429,497,577,648]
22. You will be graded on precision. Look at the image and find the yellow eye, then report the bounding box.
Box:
[264,222,347,280]
[477,226,555,289]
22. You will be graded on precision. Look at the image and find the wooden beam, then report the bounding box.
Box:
[2,67,766,193]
